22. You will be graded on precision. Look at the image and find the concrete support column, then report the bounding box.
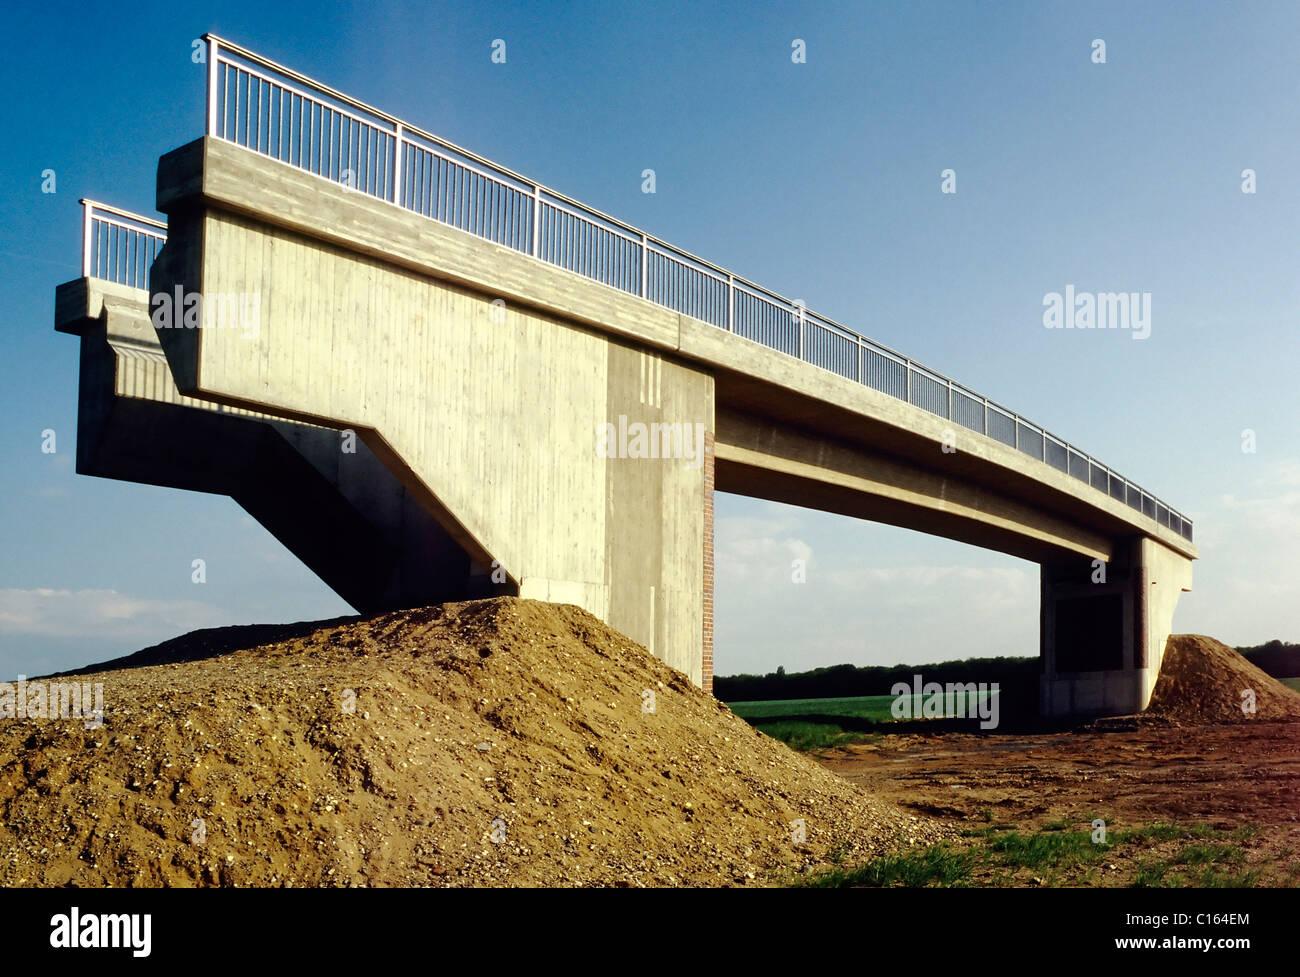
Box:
[1040,538,1193,716]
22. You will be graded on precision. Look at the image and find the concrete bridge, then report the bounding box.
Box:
[54,36,1196,717]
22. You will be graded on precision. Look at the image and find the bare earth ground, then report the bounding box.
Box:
[3,610,1293,887]
[0,599,950,888]
[817,636,1300,886]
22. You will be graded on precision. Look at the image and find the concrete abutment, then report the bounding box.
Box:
[1040,538,1194,716]
[150,140,715,685]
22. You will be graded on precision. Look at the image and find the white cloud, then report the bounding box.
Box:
[714,499,1043,673]
[1176,460,1300,644]
[0,588,230,640]
[718,535,813,583]
[717,550,1038,673]
[716,512,814,585]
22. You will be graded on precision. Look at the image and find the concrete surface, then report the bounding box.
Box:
[54,134,1198,713]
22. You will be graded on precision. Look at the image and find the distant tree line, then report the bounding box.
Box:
[716,640,1300,704]
[715,656,1040,704]
[1238,640,1300,677]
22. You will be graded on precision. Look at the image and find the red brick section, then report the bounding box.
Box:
[702,430,715,695]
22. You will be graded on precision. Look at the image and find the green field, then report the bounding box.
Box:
[727,690,1000,750]
[728,694,900,722]
[1283,677,1300,693]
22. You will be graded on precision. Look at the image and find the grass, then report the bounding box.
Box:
[1134,857,1259,888]
[1173,843,1246,866]
[728,694,901,723]
[796,821,1264,888]
[825,837,853,865]
[1118,822,1252,845]
[1282,677,1300,694]
[797,845,975,888]
[727,691,999,750]
[984,830,1099,869]
[728,691,999,723]
[748,720,865,752]
[1132,833,1258,887]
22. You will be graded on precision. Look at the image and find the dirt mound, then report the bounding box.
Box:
[0,599,948,887]
[1145,634,1300,724]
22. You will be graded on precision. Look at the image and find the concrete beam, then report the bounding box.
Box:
[715,407,1113,564]
[54,277,482,613]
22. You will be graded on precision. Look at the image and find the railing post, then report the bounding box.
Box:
[982,397,988,436]
[640,234,648,298]
[392,124,403,206]
[531,186,540,258]
[796,301,804,358]
[81,200,93,278]
[946,379,952,420]
[727,274,734,331]
[905,360,911,403]
[206,37,219,136]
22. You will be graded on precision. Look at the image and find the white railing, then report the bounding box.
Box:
[80,200,167,290]
[189,35,1196,542]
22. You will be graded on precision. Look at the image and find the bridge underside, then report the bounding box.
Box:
[54,136,1196,715]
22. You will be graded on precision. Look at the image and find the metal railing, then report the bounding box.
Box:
[80,200,167,290]
[109,35,1195,542]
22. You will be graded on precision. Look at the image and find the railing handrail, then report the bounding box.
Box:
[80,198,168,230]
[205,34,831,309]
[104,35,1192,540]
[79,199,168,283]
[201,38,1092,427]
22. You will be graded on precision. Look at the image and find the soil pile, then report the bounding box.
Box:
[0,599,948,887]
[1145,634,1300,724]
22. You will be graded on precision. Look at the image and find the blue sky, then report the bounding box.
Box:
[1,1,1298,679]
